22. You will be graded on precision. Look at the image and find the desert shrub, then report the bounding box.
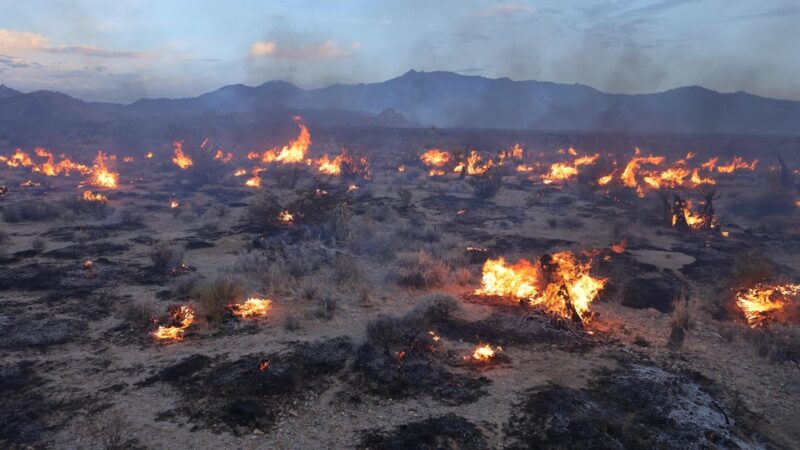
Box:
[394,250,449,288]
[245,191,285,232]
[118,207,145,226]
[729,188,796,219]
[172,274,201,298]
[332,252,361,285]
[316,295,338,320]
[453,267,473,286]
[2,200,63,222]
[0,228,10,255]
[757,215,800,236]
[284,314,301,331]
[397,188,413,209]
[397,223,441,243]
[555,195,575,206]
[546,218,558,228]
[469,167,504,199]
[667,286,693,350]
[31,236,47,254]
[295,278,321,301]
[350,229,399,260]
[729,249,773,288]
[123,297,159,330]
[366,293,459,347]
[193,277,244,325]
[560,216,584,229]
[260,260,297,294]
[149,243,184,271]
[64,194,109,217]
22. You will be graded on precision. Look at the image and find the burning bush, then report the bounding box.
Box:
[734,282,800,328]
[151,305,195,342]
[474,251,606,325]
[394,250,449,289]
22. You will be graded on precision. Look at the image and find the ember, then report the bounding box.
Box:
[278,210,294,224]
[152,305,195,342]
[475,251,606,324]
[259,359,270,372]
[735,283,800,328]
[229,297,272,318]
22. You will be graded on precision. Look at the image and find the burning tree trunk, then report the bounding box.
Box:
[667,285,691,351]
[671,195,690,232]
[698,187,720,232]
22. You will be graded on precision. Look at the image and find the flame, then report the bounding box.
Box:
[597,172,615,185]
[454,150,494,175]
[250,116,311,164]
[259,359,270,372]
[170,199,180,209]
[398,164,406,172]
[245,176,261,187]
[611,239,626,254]
[735,283,800,328]
[716,156,758,173]
[278,210,294,224]
[475,251,606,323]
[82,190,107,202]
[4,149,33,168]
[541,153,599,184]
[145,151,154,159]
[151,305,195,342]
[123,156,134,163]
[471,344,501,361]
[672,199,707,230]
[234,169,247,176]
[172,141,193,169]
[420,148,451,167]
[213,149,233,163]
[690,168,716,185]
[89,151,118,188]
[229,297,272,318]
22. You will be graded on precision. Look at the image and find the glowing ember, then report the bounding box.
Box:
[213,149,233,163]
[172,141,193,169]
[735,283,800,328]
[151,305,195,342]
[170,198,180,209]
[82,190,107,202]
[611,239,626,254]
[475,251,606,323]
[278,210,294,224]
[259,359,270,372]
[250,116,311,164]
[123,156,134,163]
[229,297,272,318]
[88,151,118,188]
[398,164,406,172]
[234,169,247,176]
[145,151,154,159]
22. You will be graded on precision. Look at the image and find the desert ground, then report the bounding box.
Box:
[1,124,800,449]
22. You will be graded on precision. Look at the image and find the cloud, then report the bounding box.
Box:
[248,40,359,60]
[474,3,537,18]
[0,28,148,58]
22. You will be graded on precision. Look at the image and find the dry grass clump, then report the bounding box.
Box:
[394,250,449,289]
[118,206,145,226]
[193,277,244,325]
[149,243,184,272]
[2,200,64,222]
[123,297,159,331]
[332,252,361,285]
[729,249,773,289]
[667,286,694,350]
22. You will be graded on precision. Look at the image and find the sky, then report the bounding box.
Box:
[0,0,798,103]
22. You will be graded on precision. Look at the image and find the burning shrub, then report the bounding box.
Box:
[394,251,449,289]
[193,277,245,325]
[149,243,184,272]
[2,200,64,223]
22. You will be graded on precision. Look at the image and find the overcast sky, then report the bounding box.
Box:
[0,0,798,103]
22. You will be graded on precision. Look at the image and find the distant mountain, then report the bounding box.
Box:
[0,84,21,99]
[2,71,800,136]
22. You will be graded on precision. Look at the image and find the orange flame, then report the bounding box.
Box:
[229,297,272,318]
[735,283,800,328]
[82,190,107,202]
[420,148,451,167]
[251,116,311,164]
[475,251,606,323]
[88,151,118,188]
[151,305,195,342]
[716,156,758,173]
[213,149,233,163]
[278,210,294,224]
[471,344,501,361]
[245,176,261,187]
[172,141,193,169]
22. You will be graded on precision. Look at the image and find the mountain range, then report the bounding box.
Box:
[1,71,800,136]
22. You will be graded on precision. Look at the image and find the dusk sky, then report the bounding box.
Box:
[1,0,798,103]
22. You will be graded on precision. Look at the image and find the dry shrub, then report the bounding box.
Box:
[2,200,63,222]
[667,286,693,350]
[118,206,145,226]
[123,297,158,330]
[741,326,800,362]
[0,228,9,255]
[397,188,413,209]
[394,250,449,288]
[245,190,284,232]
[453,267,473,286]
[149,243,184,271]
[316,295,338,320]
[332,252,361,285]
[729,249,773,289]
[560,216,584,229]
[31,236,47,254]
[366,293,459,347]
[295,278,322,301]
[194,277,244,325]
[260,261,297,295]
[469,167,504,199]
[284,314,301,331]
